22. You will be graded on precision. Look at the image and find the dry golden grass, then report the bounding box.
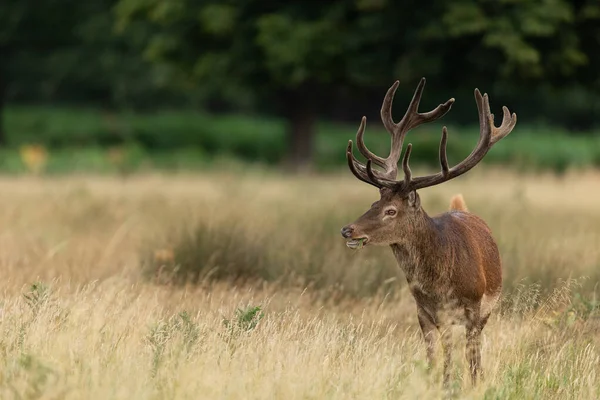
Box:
[0,168,599,399]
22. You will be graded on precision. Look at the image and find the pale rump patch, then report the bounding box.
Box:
[480,292,500,318]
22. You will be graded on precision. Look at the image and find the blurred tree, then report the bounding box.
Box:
[0,0,187,146]
[0,59,6,145]
[2,0,598,154]
[116,1,362,170]
[419,0,600,131]
[0,0,106,145]
[0,0,98,146]
[115,0,598,168]
[0,1,32,146]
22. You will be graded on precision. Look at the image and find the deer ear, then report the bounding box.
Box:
[407,191,420,208]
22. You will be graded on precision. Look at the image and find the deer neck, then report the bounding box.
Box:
[389,209,441,284]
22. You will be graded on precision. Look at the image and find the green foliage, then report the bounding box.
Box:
[114,0,600,99]
[1,0,185,110]
[6,106,285,162]
[255,12,344,85]
[221,306,265,355]
[4,106,600,175]
[435,0,581,78]
[115,0,600,165]
[146,311,202,377]
[146,322,170,377]
[13,354,59,399]
[223,306,264,335]
[115,0,353,100]
[2,0,600,168]
[424,0,599,82]
[547,292,600,329]
[22,282,50,318]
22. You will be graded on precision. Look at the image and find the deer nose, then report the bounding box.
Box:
[341,225,354,238]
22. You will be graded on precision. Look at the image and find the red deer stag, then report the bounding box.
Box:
[340,78,516,385]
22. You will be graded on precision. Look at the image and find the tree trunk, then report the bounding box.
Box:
[284,96,316,172]
[0,61,6,147]
[0,96,5,147]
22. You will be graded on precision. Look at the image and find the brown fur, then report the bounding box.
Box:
[342,189,501,386]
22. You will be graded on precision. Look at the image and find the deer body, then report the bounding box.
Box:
[393,202,502,379]
[340,78,516,386]
[391,208,502,318]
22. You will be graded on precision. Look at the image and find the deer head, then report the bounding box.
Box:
[341,78,517,249]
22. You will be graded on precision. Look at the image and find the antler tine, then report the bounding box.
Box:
[345,78,456,189]
[346,121,397,189]
[346,140,378,187]
[380,80,401,133]
[490,106,517,145]
[366,159,381,185]
[356,117,387,169]
[365,159,398,188]
[400,78,455,133]
[466,89,493,158]
[383,78,424,165]
[362,79,403,179]
[406,88,517,192]
[402,143,413,187]
[440,127,449,175]
[474,88,489,134]
[382,78,455,180]
[475,89,516,146]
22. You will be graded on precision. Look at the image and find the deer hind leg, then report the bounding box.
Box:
[466,322,482,385]
[417,307,437,370]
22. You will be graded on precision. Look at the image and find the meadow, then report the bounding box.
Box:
[0,167,599,399]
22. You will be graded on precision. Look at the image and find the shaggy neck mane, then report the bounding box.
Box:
[389,208,445,282]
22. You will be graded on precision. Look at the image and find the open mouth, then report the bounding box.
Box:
[346,237,368,249]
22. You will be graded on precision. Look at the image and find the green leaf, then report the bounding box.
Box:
[199,4,237,36]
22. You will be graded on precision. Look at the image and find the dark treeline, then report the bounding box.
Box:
[1,0,599,168]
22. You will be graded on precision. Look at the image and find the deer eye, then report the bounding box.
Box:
[385,209,397,216]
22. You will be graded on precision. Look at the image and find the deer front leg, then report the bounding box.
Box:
[417,307,437,370]
[439,325,453,387]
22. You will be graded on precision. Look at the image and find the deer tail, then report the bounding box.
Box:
[449,194,468,212]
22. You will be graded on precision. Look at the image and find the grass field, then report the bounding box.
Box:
[0,168,599,399]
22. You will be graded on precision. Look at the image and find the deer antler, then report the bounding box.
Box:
[346,78,455,188]
[402,89,517,192]
[346,78,517,192]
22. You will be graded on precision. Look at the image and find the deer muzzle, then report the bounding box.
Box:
[341,225,369,249]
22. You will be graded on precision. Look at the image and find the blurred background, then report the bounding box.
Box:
[1,0,599,175]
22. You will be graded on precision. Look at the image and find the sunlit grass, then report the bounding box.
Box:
[1,279,599,399]
[0,169,598,398]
